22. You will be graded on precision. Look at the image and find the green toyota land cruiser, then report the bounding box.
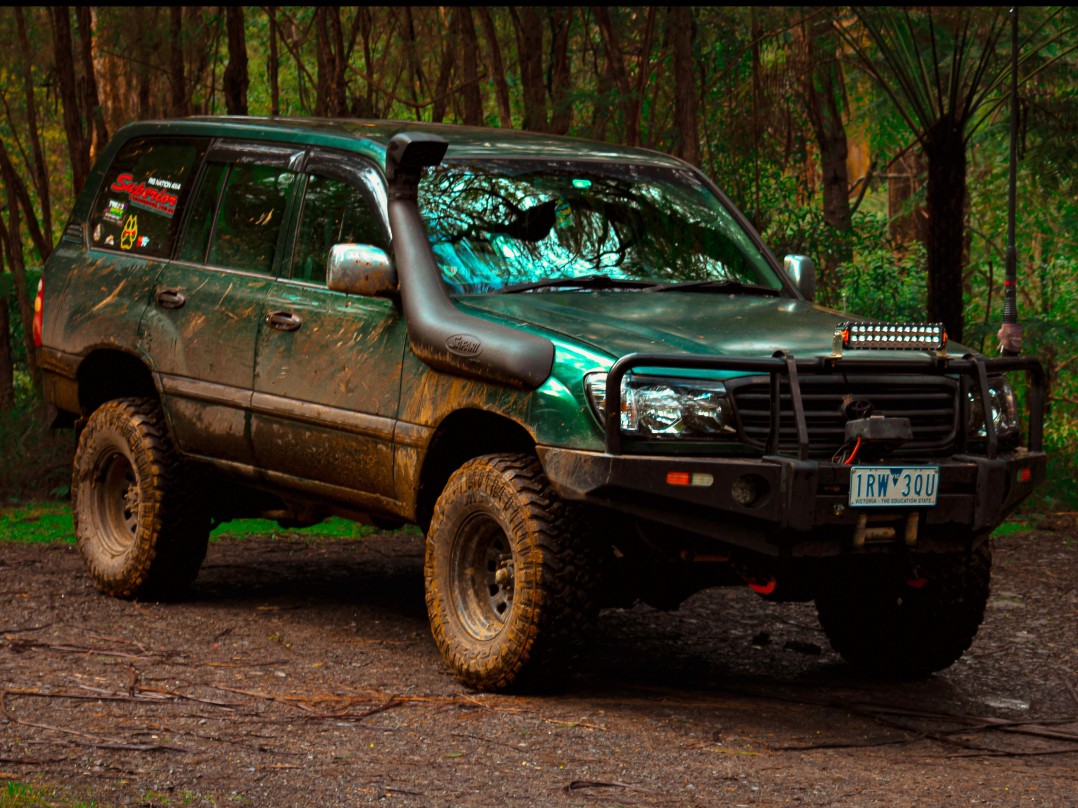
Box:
[36,118,1046,690]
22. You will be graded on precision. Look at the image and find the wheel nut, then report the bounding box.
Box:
[495,568,511,586]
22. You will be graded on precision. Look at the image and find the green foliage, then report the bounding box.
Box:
[0,500,72,543]
[0,396,73,503]
[0,266,41,366]
[1,781,100,808]
[0,502,383,545]
[212,516,378,541]
[839,238,927,322]
[1042,418,1078,510]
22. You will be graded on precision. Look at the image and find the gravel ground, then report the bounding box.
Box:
[1,522,1076,806]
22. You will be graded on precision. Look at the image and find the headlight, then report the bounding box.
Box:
[967,376,1019,440]
[584,372,736,439]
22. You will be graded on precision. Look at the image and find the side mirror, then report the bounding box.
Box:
[783,254,816,301]
[326,244,397,297]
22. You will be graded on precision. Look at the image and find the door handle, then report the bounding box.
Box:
[156,288,186,309]
[267,310,302,332]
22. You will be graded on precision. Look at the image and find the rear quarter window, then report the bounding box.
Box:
[89,137,207,259]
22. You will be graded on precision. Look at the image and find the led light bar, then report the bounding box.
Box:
[838,321,947,351]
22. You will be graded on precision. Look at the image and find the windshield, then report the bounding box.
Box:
[417,160,784,295]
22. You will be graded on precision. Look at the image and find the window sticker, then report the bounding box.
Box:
[138,236,150,248]
[120,215,138,251]
[110,174,180,218]
[105,235,115,246]
[103,199,127,223]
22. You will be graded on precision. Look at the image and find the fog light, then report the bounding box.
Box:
[731,475,759,506]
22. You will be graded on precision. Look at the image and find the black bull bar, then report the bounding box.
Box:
[601,351,1045,458]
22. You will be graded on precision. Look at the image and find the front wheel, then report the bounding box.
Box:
[424,453,597,691]
[815,542,991,679]
[72,397,208,600]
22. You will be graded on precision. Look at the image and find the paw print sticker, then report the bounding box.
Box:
[120,215,139,250]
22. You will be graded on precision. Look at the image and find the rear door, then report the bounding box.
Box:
[251,150,406,502]
[55,136,205,361]
[140,141,303,464]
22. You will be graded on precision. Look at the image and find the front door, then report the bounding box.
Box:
[252,152,406,504]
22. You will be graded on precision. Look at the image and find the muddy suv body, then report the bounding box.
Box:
[39,118,1046,689]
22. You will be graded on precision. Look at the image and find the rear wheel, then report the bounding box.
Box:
[72,397,208,600]
[425,453,597,691]
[815,542,991,678]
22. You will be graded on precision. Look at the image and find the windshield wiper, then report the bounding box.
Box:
[494,274,657,294]
[645,279,780,296]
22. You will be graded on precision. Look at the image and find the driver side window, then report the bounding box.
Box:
[291,173,388,285]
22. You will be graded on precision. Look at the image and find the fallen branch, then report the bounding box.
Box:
[6,638,153,661]
[0,691,190,753]
[773,736,921,752]
[0,623,51,634]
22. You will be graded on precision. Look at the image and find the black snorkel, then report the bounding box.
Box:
[385,131,555,389]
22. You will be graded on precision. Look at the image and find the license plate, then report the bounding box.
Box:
[849,466,939,507]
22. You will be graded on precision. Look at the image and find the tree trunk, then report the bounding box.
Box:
[924,119,967,342]
[50,6,91,195]
[15,9,53,244]
[547,8,573,135]
[401,8,427,122]
[430,16,457,124]
[511,8,549,132]
[803,19,852,234]
[0,295,14,410]
[477,8,512,128]
[0,142,51,264]
[887,149,927,244]
[75,7,108,157]
[0,179,40,390]
[668,7,699,165]
[224,7,249,115]
[268,7,280,116]
[354,7,376,118]
[455,9,483,126]
[594,7,637,145]
[169,6,189,116]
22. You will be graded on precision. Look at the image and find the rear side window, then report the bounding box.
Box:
[178,162,296,275]
[90,137,206,259]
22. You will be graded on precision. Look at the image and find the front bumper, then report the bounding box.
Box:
[539,446,1047,557]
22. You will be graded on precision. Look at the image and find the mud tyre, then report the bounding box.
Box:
[72,397,208,600]
[425,453,598,692]
[815,542,991,679]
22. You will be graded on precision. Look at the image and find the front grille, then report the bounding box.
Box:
[726,374,959,457]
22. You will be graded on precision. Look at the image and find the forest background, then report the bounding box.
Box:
[0,6,1074,510]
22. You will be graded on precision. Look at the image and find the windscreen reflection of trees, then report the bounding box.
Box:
[418,163,779,294]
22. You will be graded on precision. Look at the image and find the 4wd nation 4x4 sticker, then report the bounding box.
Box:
[110,173,180,217]
[120,215,138,250]
[103,199,126,223]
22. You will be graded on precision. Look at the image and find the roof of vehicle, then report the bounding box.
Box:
[114,117,689,171]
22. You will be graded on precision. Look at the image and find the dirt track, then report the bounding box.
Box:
[1,524,1076,806]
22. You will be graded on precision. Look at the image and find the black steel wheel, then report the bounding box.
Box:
[72,397,208,600]
[425,453,597,691]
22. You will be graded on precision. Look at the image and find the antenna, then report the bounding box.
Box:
[998,7,1022,356]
